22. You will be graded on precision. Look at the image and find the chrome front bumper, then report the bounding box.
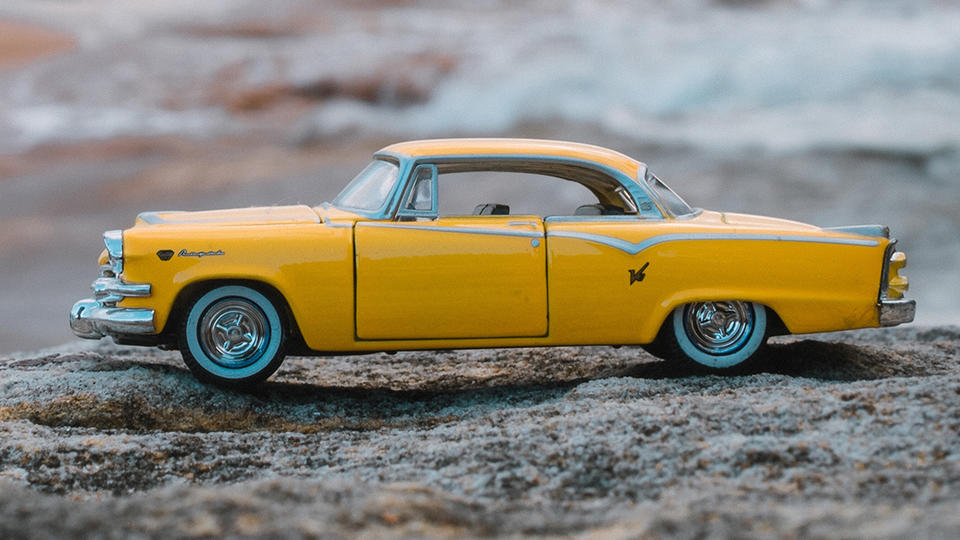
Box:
[70,276,155,339]
[70,299,155,339]
[879,298,916,327]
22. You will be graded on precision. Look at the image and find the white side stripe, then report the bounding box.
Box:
[547,231,878,255]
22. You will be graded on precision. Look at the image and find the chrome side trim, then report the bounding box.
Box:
[824,224,889,238]
[71,299,155,339]
[357,221,542,239]
[547,231,879,255]
[879,299,916,326]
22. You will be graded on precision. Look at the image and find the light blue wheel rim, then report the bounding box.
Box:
[672,301,766,369]
[683,301,754,355]
[186,286,283,380]
[197,299,270,369]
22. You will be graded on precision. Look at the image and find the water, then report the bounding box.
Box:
[312,1,960,156]
[2,0,959,156]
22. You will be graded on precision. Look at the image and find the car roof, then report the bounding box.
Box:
[378,138,644,179]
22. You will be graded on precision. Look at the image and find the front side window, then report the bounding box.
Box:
[333,159,400,212]
[435,169,597,217]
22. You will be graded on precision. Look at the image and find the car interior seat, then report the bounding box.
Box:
[574,204,625,216]
[473,203,510,215]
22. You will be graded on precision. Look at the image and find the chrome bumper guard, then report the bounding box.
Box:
[879,298,916,327]
[70,276,155,339]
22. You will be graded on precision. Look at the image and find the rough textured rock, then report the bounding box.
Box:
[1,327,959,537]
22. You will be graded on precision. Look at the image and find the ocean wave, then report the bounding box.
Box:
[5,105,232,150]
[299,1,960,154]
[2,0,959,155]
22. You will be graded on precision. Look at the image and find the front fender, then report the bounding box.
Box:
[118,223,356,349]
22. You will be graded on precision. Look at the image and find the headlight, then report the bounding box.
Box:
[103,229,123,275]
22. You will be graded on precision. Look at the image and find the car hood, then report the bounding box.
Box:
[134,205,322,227]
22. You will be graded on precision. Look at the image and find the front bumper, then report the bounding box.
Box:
[879,298,916,327]
[70,275,155,339]
[70,299,155,339]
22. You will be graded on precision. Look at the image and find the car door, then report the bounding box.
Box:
[353,164,548,340]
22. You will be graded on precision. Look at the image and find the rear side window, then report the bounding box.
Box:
[645,170,694,217]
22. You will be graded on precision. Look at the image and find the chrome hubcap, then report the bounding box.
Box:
[684,301,754,355]
[198,299,269,369]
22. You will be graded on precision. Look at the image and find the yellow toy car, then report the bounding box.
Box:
[70,139,915,386]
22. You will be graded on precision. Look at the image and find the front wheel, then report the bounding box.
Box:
[658,301,767,371]
[179,285,286,386]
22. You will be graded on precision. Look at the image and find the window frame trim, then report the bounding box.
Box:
[373,153,666,221]
[395,164,439,220]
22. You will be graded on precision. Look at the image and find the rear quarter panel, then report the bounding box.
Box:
[545,218,886,344]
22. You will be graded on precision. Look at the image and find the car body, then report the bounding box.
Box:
[70,138,915,385]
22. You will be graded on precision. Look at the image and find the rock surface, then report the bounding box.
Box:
[1,327,959,537]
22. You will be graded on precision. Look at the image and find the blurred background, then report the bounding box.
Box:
[1,0,957,353]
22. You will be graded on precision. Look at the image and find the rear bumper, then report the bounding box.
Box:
[879,298,916,327]
[70,298,155,339]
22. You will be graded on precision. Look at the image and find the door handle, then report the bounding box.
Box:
[507,221,539,228]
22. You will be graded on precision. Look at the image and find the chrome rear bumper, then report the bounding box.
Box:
[879,298,916,327]
[70,275,155,339]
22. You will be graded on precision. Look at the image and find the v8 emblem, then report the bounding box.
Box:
[629,262,650,285]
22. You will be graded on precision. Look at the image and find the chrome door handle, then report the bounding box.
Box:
[507,221,539,228]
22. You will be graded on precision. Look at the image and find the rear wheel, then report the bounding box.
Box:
[179,285,286,386]
[657,301,767,371]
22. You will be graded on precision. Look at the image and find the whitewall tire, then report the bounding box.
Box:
[179,285,286,386]
[665,301,767,370]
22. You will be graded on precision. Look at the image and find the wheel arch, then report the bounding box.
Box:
[163,278,305,351]
[646,296,788,345]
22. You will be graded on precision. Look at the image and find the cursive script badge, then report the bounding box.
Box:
[178,249,225,258]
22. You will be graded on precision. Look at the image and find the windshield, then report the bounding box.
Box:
[332,159,400,212]
[644,169,694,217]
